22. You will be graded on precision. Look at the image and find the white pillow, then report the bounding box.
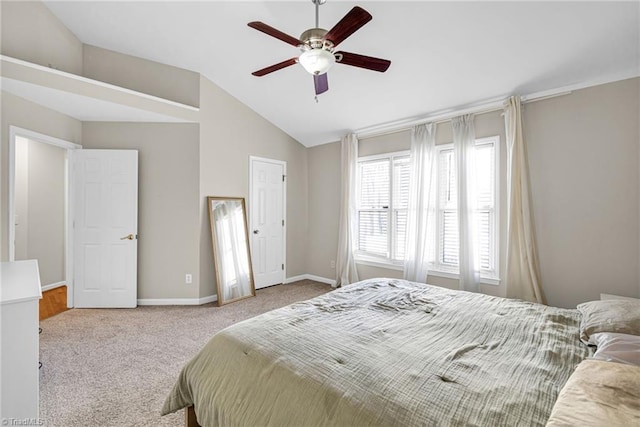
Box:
[589,332,640,366]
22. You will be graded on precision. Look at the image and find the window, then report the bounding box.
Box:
[435,137,498,279]
[355,136,499,282]
[356,152,410,264]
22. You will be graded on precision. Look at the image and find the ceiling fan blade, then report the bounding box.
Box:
[324,6,372,47]
[335,51,391,72]
[314,73,329,95]
[251,58,298,77]
[248,21,301,47]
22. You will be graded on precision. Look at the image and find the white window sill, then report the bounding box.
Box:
[427,269,501,286]
[354,257,501,286]
[355,257,404,271]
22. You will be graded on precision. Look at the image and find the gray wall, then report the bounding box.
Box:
[13,138,66,285]
[198,76,308,299]
[81,123,201,300]
[306,142,341,279]
[83,44,200,108]
[0,1,83,74]
[14,137,29,261]
[1,93,82,262]
[306,78,640,308]
[2,1,307,301]
[525,78,639,308]
[1,1,83,262]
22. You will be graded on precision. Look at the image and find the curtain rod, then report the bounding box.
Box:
[355,90,572,141]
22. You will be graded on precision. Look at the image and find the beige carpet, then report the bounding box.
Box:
[39,280,331,427]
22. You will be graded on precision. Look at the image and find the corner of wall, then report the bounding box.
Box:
[82,44,201,107]
[0,1,83,74]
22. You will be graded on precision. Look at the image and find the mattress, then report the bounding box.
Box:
[163,278,591,426]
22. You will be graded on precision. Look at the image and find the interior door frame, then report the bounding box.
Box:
[8,126,81,307]
[248,156,287,285]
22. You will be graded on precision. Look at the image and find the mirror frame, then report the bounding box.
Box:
[207,196,256,306]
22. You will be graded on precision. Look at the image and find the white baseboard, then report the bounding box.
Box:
[284,274,307,284]
[285,274,336,287]
[137,294,217,306]
[137,274,336,306]
[41,281,66,292]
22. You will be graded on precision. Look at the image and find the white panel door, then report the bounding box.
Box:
[73,150,138,308]
[250,158,285,289]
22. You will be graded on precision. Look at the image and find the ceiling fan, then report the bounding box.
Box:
[248,0,391,96]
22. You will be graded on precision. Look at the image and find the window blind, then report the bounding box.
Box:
[357,154,409,261]
[356,137,497,278]
[437,142,496,272]
[393,157,410,260]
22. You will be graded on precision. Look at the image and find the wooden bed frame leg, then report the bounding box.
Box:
[185,406,201,427]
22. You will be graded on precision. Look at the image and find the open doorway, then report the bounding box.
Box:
[14,135,66,288]
[9,126,81,309]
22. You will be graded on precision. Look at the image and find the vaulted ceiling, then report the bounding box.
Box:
[44,1,640,147]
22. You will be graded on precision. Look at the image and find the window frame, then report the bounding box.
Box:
[354,136,501,286]
[432,136,500,283]
[354,150,410,268]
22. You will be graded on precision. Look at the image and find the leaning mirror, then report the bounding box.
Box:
[208,197,256,306]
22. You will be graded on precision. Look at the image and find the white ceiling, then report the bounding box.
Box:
[44,1,640,147]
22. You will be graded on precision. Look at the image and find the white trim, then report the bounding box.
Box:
[1,55,200,113]
[137,275,338,306]
[284,274,308,284]
[66,150,75,308]
[355,257,404,271]
[427,269,501,286]
[353,258,500,286]
[304,274,337,287]
[41,281,66,292]
[356,71,639,141]
[137,295,218,306]
[285,274,337,287]
[357,97,507,140]
[520,70,639,103]
[359,150,410,162]
[249,156,287,287]
[8,126,81,308]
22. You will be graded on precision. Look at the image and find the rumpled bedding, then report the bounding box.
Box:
[163,278,591,426]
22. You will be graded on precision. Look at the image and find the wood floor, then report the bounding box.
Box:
[40,286,69,320]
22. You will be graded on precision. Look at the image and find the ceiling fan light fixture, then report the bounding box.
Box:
[299,49,335,75]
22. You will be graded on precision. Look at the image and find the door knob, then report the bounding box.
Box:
[253,230,260,234]
[120,234,135,240]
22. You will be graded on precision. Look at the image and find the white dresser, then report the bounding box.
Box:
[0,260,41,421]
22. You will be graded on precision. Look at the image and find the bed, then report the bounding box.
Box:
[162,278,593,426]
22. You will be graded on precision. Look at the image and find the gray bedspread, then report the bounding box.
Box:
[163,279,591,426]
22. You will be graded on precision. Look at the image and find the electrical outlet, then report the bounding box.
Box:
[330,260,336,269]
[185,274,193,284]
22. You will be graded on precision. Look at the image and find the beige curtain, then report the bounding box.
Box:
[335,134,359,287]
[504,96,546,304]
